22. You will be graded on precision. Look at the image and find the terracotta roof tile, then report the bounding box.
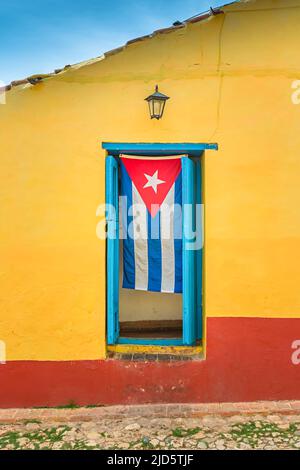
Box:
[0,84,11,92]
[104,46,125,58]
[153,24,186,35]
[11,79,29,87]
[126,34,153,46]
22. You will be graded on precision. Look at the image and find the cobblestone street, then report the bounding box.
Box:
[0,403,300,450]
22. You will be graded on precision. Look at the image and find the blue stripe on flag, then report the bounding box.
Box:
[147,211,162,292]
[174,171,183,293]
[120,162,135,290]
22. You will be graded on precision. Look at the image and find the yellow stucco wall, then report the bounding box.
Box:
[1,0,300,360]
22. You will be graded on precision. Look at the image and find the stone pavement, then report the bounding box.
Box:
[0,401,300,450]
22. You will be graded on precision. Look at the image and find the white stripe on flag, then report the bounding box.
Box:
[132,183,148,291]
[160,184,175,293]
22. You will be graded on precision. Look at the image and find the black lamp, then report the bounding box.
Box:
[145,85,170,120]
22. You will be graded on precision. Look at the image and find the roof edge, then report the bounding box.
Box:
[1,2,242,93]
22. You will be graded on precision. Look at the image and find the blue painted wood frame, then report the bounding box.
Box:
[196,159,203,340]
[103,143,217,347]
[102,142,218,157]
[106,156,120,344]
[182,157,197,346]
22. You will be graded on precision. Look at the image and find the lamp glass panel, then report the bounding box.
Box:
[153,99,163,118]
[148,100,153,118]
[160,101,166,117]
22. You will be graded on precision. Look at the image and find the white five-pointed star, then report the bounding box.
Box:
[143,170,165,194]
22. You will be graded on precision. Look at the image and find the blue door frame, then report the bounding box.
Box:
[103,142,218,347]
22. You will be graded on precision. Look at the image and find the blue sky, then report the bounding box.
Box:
[0,0,234,84]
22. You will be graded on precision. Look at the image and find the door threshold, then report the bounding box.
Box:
[118,337,183,346]
[107,343,203,357]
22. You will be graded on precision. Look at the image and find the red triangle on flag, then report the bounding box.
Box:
[121,156,182,217]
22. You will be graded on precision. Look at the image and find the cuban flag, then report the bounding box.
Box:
[120,155,183,294]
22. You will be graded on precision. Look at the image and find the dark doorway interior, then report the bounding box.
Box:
[119,320,182,339]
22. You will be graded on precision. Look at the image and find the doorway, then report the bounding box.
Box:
[104,142,216,347]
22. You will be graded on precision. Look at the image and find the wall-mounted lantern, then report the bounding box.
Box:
[145,85,170,120]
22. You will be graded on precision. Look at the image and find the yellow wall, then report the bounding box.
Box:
[1,0,300,360]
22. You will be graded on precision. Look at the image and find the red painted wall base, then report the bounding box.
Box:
[1,318,300,408]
